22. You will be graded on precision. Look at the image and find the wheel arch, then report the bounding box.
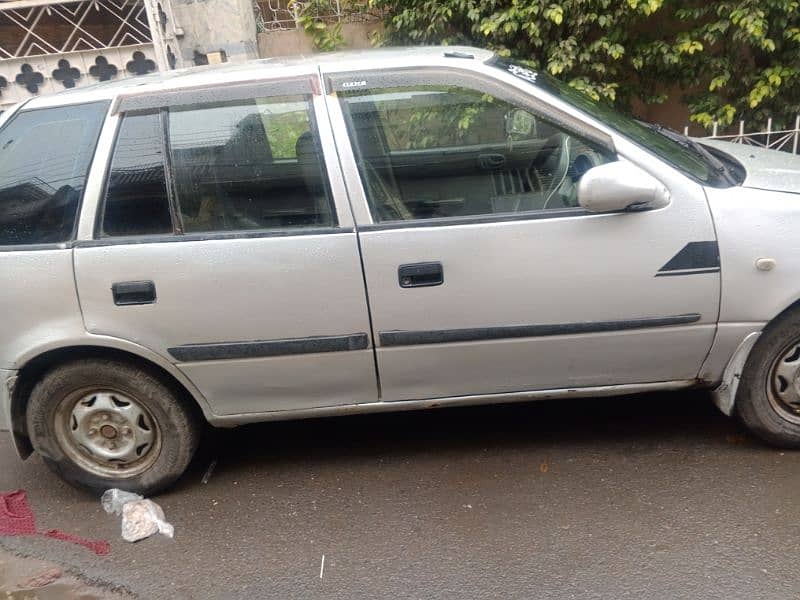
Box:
[9,341,212,459]
[769,296,800,329]
[713,297,800,416]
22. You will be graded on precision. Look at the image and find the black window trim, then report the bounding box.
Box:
[332,66,617,229]
[357,207,600,231]
[0,227,357,252]
[0,241,74,253]
[95,78,343,244]
[75,226,354,247]
[0,99,111,251]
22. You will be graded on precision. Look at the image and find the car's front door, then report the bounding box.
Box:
[75,76,377,416]
[325,65,720,402]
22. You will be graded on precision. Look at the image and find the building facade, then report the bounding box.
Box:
[0,0,257,111]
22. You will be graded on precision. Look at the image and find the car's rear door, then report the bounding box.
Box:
[323,62,720,402]
[74,73,377,416]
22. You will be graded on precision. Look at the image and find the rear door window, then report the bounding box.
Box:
[0,102,107,245]
[99,91,334,238]
[168,95,334,233]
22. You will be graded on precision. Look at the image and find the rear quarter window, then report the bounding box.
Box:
[0,102,108,245]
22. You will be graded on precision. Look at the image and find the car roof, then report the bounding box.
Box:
[22,45,497,110]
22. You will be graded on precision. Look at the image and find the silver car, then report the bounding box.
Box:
[1,46,799,494]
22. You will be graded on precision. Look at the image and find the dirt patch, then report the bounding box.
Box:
[0,547,131,599]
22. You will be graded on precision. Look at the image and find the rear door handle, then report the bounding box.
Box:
[398,262,443,288]
[112,280,156,306]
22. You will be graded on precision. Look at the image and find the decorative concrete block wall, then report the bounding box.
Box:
[0,46,158,109]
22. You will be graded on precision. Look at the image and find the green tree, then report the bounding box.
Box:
[368,0,800,129]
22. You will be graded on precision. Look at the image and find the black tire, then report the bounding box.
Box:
[736,309,800,447]
[26,358,200,495]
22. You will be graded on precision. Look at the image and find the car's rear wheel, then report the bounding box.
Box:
[27,359,200,495]
[737,309,800,447]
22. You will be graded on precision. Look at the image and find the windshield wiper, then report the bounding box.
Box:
[641,122,738,186]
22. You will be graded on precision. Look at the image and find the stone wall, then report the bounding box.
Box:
[257,22,382,58]
[172,0,259,64]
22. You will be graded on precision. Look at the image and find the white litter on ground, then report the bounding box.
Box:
[101,489,174,543]
[101,489,142,514]
[202,460,218,484]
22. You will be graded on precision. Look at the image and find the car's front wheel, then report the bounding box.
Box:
[26,359,200,495]
[737,309,800,447]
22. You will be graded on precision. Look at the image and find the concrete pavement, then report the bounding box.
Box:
[1,391,799,599]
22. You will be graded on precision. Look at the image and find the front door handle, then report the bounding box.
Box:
[112,280,156,306]
[398,262,443,288]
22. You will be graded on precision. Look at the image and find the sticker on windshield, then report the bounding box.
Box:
[507,64,538,84]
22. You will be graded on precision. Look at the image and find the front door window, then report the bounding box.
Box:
[339,85,614,223]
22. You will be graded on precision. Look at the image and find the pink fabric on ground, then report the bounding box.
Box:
[0,490,37,535]
[0,489,110,555]
[41,528,110,555]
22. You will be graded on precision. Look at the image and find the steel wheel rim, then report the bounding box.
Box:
[54,388,162,478]
[767,340,800,425]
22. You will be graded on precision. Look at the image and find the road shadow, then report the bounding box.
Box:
[179,390,754,487]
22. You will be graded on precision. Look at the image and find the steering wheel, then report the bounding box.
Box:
[534,133,572,210]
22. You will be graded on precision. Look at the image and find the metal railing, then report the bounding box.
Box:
[687,116,800,155]
[0,0,153,59]
[0,0,182,109]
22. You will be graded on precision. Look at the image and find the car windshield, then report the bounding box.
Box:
[491,58,738,188]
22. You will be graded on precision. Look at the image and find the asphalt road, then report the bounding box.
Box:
[1,391,799,599]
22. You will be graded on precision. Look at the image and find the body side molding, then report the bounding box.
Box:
[169,333,370,362]
[379,313,702,347]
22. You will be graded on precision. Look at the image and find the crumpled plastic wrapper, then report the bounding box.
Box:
[121,500,174,542]
[101,489,174,542]
[101,489,143,515]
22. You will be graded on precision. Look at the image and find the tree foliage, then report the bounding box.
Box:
[290,0,346,51]
[368,0,800,129]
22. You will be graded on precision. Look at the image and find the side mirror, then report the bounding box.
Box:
[578,161,670,213]
[505,109,536,137]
